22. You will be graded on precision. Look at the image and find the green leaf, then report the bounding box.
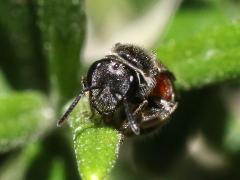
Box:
[0,143,40,180]
[0,0,49,92]
[48,157,66,180]
[157,21,240,90]
[162,6,227,42]
[38,0,86,106]
[68,97,122,180]
[0,91,54,152]
[0,70,11,95]
[223,100,240,154]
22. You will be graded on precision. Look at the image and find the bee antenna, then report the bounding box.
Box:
[57,86,96,126]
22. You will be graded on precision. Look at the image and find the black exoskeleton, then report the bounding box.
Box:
[58,43,178,136]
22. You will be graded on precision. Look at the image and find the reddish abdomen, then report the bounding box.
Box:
[151,73,174,101]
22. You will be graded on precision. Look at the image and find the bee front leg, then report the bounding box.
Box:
[120,100,148,136]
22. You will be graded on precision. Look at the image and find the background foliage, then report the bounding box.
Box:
[1,0,240,179]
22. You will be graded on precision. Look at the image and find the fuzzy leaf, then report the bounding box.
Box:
[68,97,122,180]
[0,0,49,92]
[157,21,240,90]
[0,91,54,152]
[38,0,86,106]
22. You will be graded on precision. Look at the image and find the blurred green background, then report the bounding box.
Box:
[1,0,240,179]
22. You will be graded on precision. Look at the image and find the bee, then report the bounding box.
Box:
[58,43,177,136]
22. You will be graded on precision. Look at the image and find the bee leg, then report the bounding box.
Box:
[156,99,177,120]
[141,99,177,129]
[120,121,133,137]
[133,99,148,116]
[89,101,96,119]
[81,76,96,118]
[120,100,148,136]
[123,100,140,135]
[81,76,87,88]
